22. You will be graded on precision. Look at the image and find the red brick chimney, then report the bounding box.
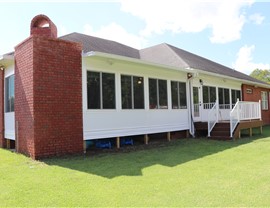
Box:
[14,14,83,159]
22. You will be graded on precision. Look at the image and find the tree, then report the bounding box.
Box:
[250,69,270,84]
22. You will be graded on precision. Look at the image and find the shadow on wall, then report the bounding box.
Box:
[43,128,265,179]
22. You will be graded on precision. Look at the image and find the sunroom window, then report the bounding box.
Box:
[5,75,14,113]
[121,75,144,109]
[87,71,115,109]
[203,86,216,109]
[149,78,168,109]
[171,81,187,109]
[231,89,241,105]
[218,87,230,109]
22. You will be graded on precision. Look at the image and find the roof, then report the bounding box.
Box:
[140,43,267,85]
[60,32,140,59]
[1,32,268,87]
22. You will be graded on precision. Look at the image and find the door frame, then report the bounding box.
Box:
[192,85,203,122]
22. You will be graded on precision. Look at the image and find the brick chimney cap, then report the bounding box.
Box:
[30,14,57,38]
[31,14,53,28]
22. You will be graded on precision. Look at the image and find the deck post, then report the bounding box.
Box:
[116,137,120,149]
[6,139,10,149]
[167,132,171,141]
[238,130,241,139]
[83,140,86,153]
[260,126,263,134]
[144,134,149,145]
[249,128,252,137]
[186,130,189,138]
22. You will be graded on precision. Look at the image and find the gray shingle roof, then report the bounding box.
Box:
[60,32,140,59]
[140,43,268,85]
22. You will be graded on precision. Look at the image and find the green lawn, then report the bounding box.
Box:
[1,127,270,207]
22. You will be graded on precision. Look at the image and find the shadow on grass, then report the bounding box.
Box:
[43,126,269,179]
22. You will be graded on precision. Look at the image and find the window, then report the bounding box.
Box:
[121,75,144,109]
[149,78,168,109]
[261,91,268,110]
[218,87,230,109]
[171,81,187,109]
[5,75,14,113]
[231,89,241,104]
[203,86,216,109]
[87,71,115,109]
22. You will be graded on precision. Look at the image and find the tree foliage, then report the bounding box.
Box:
[250,69,270,84]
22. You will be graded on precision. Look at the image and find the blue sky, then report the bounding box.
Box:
[0,1,269,75]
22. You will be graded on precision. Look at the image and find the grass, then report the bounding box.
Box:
[1,127,270,207]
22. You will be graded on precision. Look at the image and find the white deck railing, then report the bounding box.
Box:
[208,100,218,137]
[230,100,261,137]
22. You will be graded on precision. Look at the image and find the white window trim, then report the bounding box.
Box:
[261,91,268,110]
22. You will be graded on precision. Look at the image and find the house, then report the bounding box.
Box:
[0,14,269,159]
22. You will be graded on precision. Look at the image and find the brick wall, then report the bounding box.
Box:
[242,84,270,124]
[14,15,83,159]
[14,38,35,156]
[0,69,5,148]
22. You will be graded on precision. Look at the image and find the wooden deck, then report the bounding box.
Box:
[233,119,263,140]
[194,119,263,140]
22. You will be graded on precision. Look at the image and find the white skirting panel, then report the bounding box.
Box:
[4,112,15,140]
[83,109,189,140]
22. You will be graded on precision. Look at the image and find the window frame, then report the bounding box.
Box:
[261,91,268,110]
[87,71,116,110]
[149,78,168,109]
[202,85,216,109]
[5,74,15,113]
[121,74,144,109]
[171,80,187,109]
[218,87,230,109]
[231,89,241,105]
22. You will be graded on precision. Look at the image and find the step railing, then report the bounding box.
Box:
[208,100,218,137]
[230,99,261,137]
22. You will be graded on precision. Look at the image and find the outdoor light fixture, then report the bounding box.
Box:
[199,79,203,85]
[187,73,193,79]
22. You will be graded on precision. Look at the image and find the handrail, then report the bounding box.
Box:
[208,100,218,137]
[230,99,261,137]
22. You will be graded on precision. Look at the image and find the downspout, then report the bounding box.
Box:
[187,73,195,137]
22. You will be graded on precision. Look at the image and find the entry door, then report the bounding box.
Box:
[193,86,202,121]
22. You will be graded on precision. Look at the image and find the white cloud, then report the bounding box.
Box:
[83,22,145,49]
[233,45,270,74]
[120,0,254,44]
[249,13,265,25]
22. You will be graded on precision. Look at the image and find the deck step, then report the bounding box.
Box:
[209,122,231,140]
[211,131,230,137]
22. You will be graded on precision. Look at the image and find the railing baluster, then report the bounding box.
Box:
[230,100,260,138]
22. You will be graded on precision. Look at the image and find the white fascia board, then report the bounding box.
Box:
[83,51,195,74]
